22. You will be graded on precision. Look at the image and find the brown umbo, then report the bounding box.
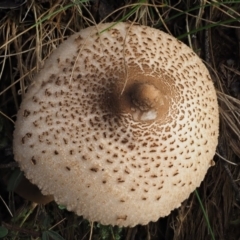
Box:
[13,22,219,227]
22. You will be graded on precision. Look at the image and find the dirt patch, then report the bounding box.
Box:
[0,1,240,239]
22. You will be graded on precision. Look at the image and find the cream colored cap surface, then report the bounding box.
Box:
[13,22,219,227]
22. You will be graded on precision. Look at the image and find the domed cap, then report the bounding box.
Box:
[13,22,219,227]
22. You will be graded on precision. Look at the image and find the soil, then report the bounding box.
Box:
[0,1,240,240]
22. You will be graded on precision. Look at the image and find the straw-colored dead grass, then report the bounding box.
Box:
[1,1,240,239]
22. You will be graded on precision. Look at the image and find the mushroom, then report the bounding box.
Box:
[15,177,54,204]
[2,170,53,204]
[13,22,219,227]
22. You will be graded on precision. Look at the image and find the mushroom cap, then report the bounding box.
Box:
[13,22,219,227]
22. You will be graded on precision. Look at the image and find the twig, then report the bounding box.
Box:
[89,221,94,240]
[217,138,240,201]
[1,221,41,238]
[222,162,240,201]
[0,162,18,169]
[0,195,13,217]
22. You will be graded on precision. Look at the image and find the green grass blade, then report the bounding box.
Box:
[177,17,240,39]
[100,0,148,33]
[195,190,215,240]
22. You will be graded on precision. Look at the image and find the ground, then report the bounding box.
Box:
[0,1,240,240]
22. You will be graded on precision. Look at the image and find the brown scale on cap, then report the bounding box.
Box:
[13,22,219,227]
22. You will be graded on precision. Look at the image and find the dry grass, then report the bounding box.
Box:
[0,0,240,239]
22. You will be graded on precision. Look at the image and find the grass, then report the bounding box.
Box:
[1,0,240,239]
[195,190,215,240]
